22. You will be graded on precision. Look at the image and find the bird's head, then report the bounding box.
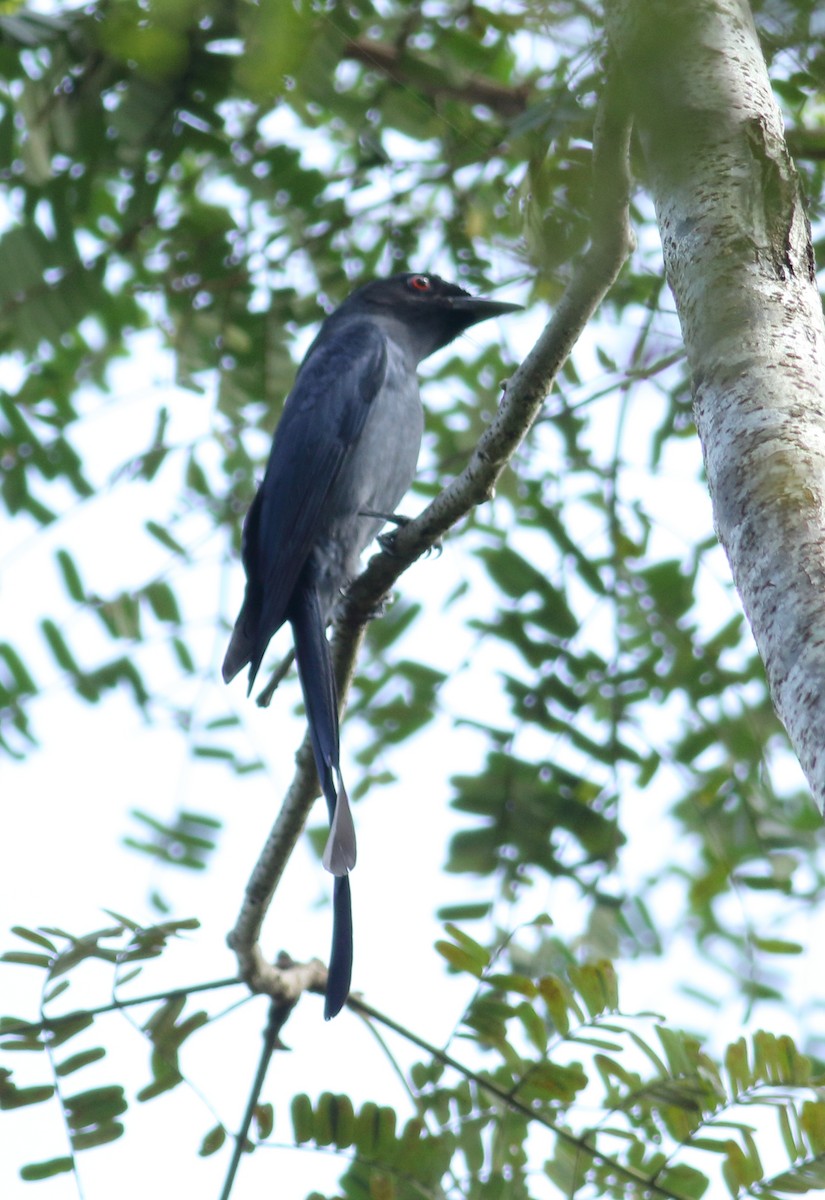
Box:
[337,272,522,361]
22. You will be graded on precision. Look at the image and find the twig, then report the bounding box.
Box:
[217,994,297,1200]
[349,995,687,1200]
[0,976,244,1038]
[255,649,295,708]
[342,37,531,118]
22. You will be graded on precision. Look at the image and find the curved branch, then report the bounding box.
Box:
[342,37,531,118]
[227,73,634,1008]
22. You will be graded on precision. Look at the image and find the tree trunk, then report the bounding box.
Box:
[605,0,825,808]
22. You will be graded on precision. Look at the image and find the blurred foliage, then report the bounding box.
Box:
[2,0,825,1197]
[6,929,825,1197]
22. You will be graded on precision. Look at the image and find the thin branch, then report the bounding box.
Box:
[217,996,297,1200]
[39,971,87,1200]
[785,126,825,161]
[349,996,688,1200]
[0,976,243,1038]
[342,37,531,118]
[255,648,295,708]
[228,70,634,1008]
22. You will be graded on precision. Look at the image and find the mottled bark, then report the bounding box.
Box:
[606,0,825,807]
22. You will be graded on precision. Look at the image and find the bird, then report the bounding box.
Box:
[222,271,522,1017]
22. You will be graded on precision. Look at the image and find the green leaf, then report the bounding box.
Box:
[538,975,575,1035]
[20,1157,73,1181]
[199,1125,227,1157]
[144,581,181,624]
[436,925,491,977]
[751,937,804,955]
[56,1048,107,1077]
[55,549,85,601]
[521,1060,587,1101]
[569,962,617,1019]
[254,1103,274,1141]
[641,559,696,620]
[435,940,485,978]
[354,1101,380,1156]
[0,643,37,693]
[516,1000,548,1054]
[436,902,492,922]
[40,620,80,674]
[71,1123,125,1151]
[43,980,70,1005]
[44,1014,94,1048]
[291,1093,314,1144]
[0,1082,54,1109]
[0,951,52,969]
[10,926,56,952]
[63,1085,127,1131]
[486,972,538,998]
[801,1099,825,1155]
[145,520,187,557]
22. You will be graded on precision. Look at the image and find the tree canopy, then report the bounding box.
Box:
[2,1,825,1198]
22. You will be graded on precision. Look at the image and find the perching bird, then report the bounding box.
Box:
[223,272,521,1017]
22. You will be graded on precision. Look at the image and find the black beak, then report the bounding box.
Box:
[446,296,524,325]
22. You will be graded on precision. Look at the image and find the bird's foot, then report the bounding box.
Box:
[379,525,443,557]
[360,509,442,558]
[380,522,443,559]
[377,518,410,555]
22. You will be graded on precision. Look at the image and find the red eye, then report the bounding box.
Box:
[409,275,432,292]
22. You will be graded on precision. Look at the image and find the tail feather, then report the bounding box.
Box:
[291,584,357,1019]
[222,604,253,684]
[325,875,353,1019]
[291,584,357,874]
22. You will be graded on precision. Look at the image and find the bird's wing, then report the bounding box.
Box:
[245,319,389,683]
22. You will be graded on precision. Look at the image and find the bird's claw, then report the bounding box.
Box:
[378,525,443,558]
[362,510,442,558]
[359,508,412,557]
[377,526,407,555]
